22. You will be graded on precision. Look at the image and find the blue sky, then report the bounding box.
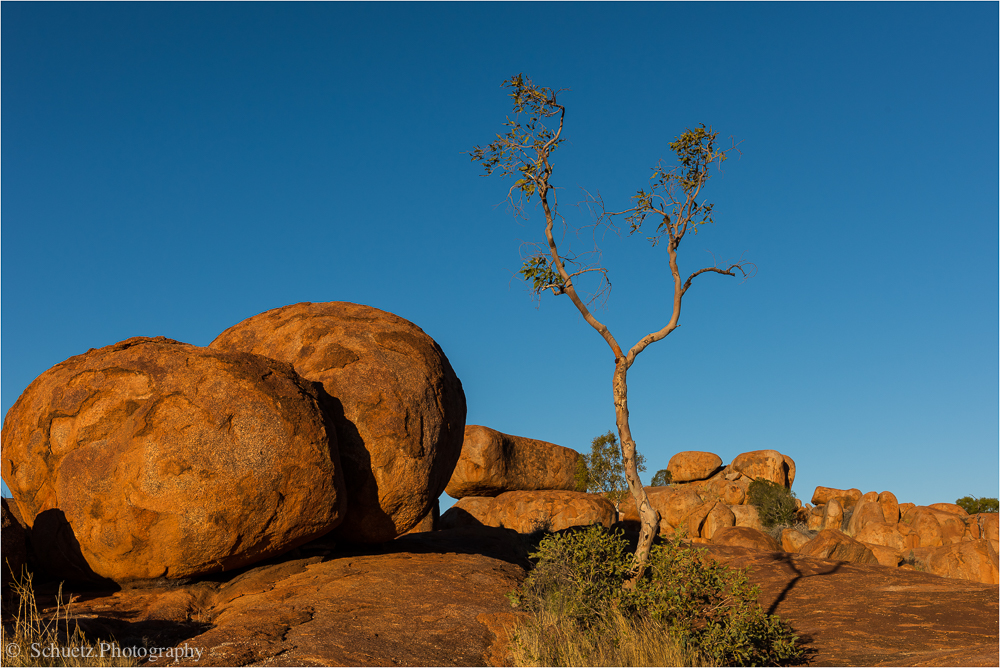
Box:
[2,3,997,511]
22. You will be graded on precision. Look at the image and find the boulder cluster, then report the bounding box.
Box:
[1,302,466,585]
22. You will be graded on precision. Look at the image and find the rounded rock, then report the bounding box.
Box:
[1,337,345,583]
[211,302,466,542]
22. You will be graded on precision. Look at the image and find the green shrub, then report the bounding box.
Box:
[651,468,673,487]
[747,478,798,529]
[955,495,999,514]
[508,525,804,667]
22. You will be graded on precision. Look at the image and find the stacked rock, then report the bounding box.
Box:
[790,486,999,585]
[0,302,467,585]
[619,449,797,550]
[439,426,615,533]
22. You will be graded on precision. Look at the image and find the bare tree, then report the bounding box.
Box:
[471,74,752,580]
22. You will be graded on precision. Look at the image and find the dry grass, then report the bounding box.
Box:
[508,605,713,667]
[1,571,136,667]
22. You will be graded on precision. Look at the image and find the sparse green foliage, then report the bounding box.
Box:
[747,479,798,529]
[508,525,804,666]
[955,495,999,514]
[651,468,673,487]
[579,431,646,510]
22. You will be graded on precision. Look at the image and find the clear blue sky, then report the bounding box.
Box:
[3,3,997,511]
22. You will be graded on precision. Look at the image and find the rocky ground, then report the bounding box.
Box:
[13,526,998,667]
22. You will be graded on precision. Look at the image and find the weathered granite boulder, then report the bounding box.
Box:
[845,497,886,536]
[798,529,879,566]
[812,486,862,509]
[666,451,723,483]
[620,486,707,534]
[900,506,967,548]
[878,491,900,524]
[729,450,795,488]
[821,498,845,531]
[781,527,813,553]
[211,302,466,543]
[730,504,765,532]
[855,521,916,551]
[445,426,581,498]
[486,491,615,533]
[701,503,736,540]
[1,337,345,583]
[710,526,780,551]
[922,539,999,585]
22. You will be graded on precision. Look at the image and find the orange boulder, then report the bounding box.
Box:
[666,451,723,482]
[878,491,900,524]
[923,540,999,585]
[710,526,781,551]
[486,490,616,533]
[211,301,467,543]
[729,450,794,488]
[701,503,736,540]
[445,426,582,498]
[798,529,879,566]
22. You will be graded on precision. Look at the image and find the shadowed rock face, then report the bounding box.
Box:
[0,337,345,583]
[445,426,582,498]
[211,302,466,543]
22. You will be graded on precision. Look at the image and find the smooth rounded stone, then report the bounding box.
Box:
[860,542,904,568]
[701,503,736,540]
[438,497,496,530]
[821,498,845,531]
[846,498,886,536]
[812,486,863,508]
[781,527,813,553]
[928,502,969,516]
[729,504,764,532]
[797,529,879,566]
[878,491,900,524]
[968,513,998,547]
[485,491,615,533]
[710,526,781,552]
[728,450,795,488]
[1,337,345,583]
[211,302,467,543]
[855,521,917,551]
[666,451,723,483]
[897,502,916,516]
[923,540,999,585]
[860,491,879,503]
[445,426,582,498]
[900,506,968,548]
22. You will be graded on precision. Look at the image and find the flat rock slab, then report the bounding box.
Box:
[705,545,1000,667]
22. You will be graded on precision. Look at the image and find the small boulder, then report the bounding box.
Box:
[621,486,706,534]
[729,450,793,488]
[928,502,968,516]
[710,526,780,552]
[798,529,879,565]
[855,521,917,551]
[897,502,916,516]
[860,542,904,568]
[807,505,824,532]
[730,504,765,532]
[780,527,813,553]
[878,491,900,524]
[821,498,845,532]
[718,481,746,506]
[666,451,723,483]
[846,498,886,536]
[812,486,862,509]
[445,426,581,498]
[486,491,616,533]
[211,301,467,543]
[1,337,346,583]
[701,503,736,540]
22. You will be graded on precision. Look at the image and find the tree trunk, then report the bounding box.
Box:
[613,358,660,583]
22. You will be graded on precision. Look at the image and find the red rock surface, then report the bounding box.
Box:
[1,337,345,583]
[445,426,581,498]
[798,529,879,565]
[211,302,466,543]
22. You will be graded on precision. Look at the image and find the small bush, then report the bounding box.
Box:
[747,478,798,529]
[955,495,999,514]
[508,525,804,667]
[651,468,673,487]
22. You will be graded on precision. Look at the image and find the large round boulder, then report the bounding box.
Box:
[729,450,795,488]
[211,302,466,542]
[666,451,723,483]
[1,337,345,583]
[445,426,582,498]
[486,491,615,533]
